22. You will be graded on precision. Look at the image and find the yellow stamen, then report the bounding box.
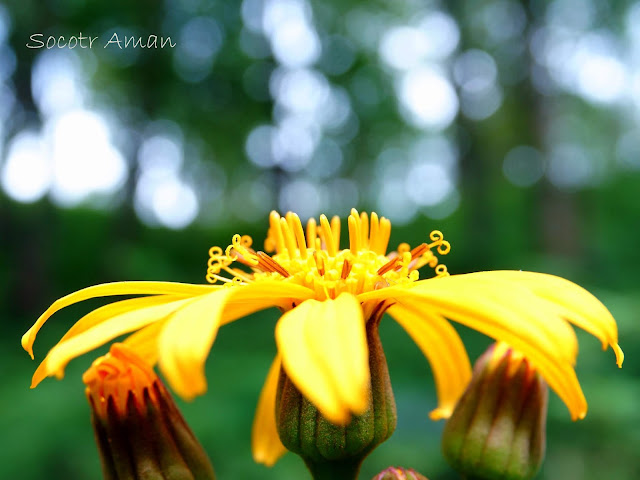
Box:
[373,217,391,255]
[306,218,317,249]
[349,209,361,252]
[360,211,369,248]
[229,268,254,284]
[370,212,379,248]
[207,273,234,284]
[428,230,451,255]
[206,211,448,298]
[397,243,411,255]
[289,213,308,260]
[412,250,438,271]
[280,218,297,259]
[348,215,359,254]
[319,215,337,257]
[264,229,276,253]
[331,215,341,252]
[397,251,413,274]
[227,234,259,266]
[435,264,449,277]
[207,246,234,284]
[269,211,285,254]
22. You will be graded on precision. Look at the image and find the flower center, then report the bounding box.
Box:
[206,209,450,300]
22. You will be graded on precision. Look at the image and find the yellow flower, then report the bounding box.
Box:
[22,209,623,467]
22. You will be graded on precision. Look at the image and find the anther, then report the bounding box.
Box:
[377,257,399,275]
[256,251,291,278]
[410,243,429,260]
[341,260,352,279]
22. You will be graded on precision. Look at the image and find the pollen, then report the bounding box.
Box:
[206,209,450,300]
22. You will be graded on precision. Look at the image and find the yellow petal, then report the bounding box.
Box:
[359,273,597,418]
[121,282,313,368]
[158,289,235,400]
[252,355,287,467]
[387,303,471,420]
[122,318,169,366]
[364,275,578,365]
[275,293,369,424]
[22,281,218,358]
[220,281,316,326]
[476,271,623,367]
[58,295,182,345]
[31,297,193,388]
[389,289,587,419]
[157,281,312,400]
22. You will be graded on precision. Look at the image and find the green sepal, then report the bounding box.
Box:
[442,345,548,480]
[89,381,216,480]
[276,315,397,480]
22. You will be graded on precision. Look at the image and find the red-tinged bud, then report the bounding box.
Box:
[372,466,429,480]
[83,343,216,480]
[442,343,547,480]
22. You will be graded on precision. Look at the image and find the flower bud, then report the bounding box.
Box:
[83,343,216,480]
[442,343,547,480]
[372,466,429,480]
[276,316,396,479]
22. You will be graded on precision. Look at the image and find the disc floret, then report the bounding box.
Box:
[206,209,450,301]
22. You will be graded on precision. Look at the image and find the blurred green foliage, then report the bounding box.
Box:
[1,0,639,479]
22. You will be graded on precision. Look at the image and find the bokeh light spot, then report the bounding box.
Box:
[398,65,458,130]
[1,132,50,203]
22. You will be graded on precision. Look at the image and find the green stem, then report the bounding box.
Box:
[304,457,362,480]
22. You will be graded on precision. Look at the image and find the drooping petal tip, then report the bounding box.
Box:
[429,407,453,421]
[387,303,471,423]
[613,343,624,368]
[21,330,35,359]
[252,356,287,467]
